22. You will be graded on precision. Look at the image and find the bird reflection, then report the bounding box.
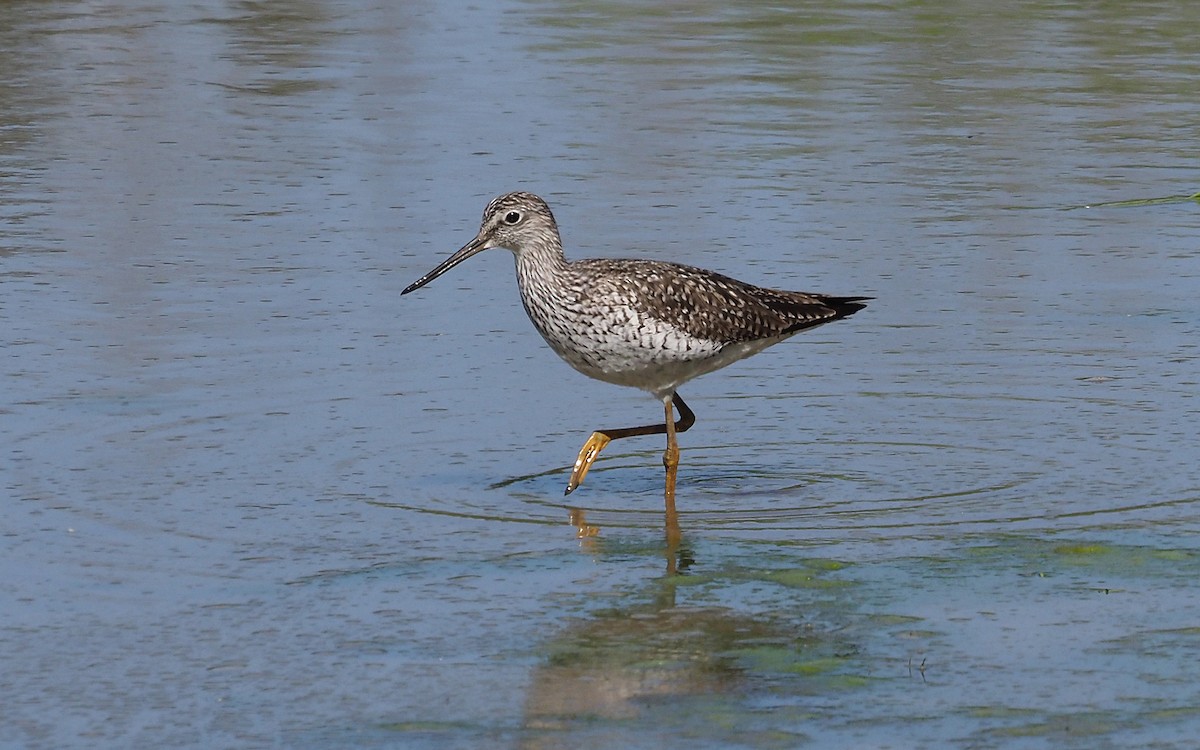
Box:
[519,597,780,745]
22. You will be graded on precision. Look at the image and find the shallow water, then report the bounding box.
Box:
[2,1,1199,748]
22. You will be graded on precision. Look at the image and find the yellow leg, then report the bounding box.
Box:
[663,396,680,522]
[566,431,611,495]
[563,393,696,496]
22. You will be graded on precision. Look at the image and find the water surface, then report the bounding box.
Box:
[2,1,1198,748]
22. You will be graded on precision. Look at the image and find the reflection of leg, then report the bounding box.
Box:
[568,508,599,539]
[564,392,696,495]
[664,512,681,577]
[664,497,681,557]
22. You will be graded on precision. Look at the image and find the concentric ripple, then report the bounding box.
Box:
[379,438,1064,537]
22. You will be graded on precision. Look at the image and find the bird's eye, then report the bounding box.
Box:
[503,211,522,225]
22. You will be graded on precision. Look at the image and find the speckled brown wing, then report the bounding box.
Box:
[580,258,868,345]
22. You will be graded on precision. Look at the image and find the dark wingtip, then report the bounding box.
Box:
[777,294,871,335]
[826,295,872,318]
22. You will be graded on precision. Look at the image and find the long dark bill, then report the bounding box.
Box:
[401,235,489,295]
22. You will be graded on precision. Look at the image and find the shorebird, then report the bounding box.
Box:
[402,192,868,513]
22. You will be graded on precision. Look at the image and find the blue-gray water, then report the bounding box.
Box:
[3,1,1198,748]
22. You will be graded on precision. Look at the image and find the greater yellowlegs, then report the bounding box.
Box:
[402,192,869,512]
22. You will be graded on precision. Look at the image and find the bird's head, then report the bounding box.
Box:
[402,191,560,295]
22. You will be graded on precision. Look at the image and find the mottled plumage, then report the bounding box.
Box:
[402,191,869,501]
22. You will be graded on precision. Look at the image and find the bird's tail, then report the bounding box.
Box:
[822,295,871,319]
